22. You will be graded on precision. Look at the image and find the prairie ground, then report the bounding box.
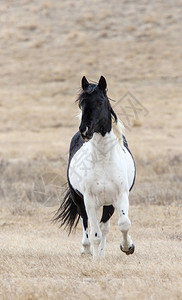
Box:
[0,0,182,299]
[0,204,182,300]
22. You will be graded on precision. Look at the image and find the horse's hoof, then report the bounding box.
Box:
[81,246,92,256]
[120,244,135,255]
[81,251,92,256]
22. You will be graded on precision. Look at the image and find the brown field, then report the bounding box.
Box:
[0,0,182,299]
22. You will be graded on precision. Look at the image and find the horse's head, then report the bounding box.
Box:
[77,76,117,141]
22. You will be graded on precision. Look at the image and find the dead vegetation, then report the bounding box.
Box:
[0,153,181,299]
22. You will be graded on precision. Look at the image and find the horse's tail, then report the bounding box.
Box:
[53,189,80,234]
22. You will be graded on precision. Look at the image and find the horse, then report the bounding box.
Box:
[55,76,136,258]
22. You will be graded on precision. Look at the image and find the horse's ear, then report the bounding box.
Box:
[82,76,89,90]
[98,76,107,91]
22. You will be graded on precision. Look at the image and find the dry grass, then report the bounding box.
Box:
[0,203,182,300]
[0,158,181,299]
[0,0,182,299]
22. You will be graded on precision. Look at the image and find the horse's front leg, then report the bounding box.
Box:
[81,217,91,255]
[115,192,135,255]
[100,220,110,258]
[99,205,115,257]
[84,195,102,259]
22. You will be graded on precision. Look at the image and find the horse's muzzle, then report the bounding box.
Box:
[79,125,93,141]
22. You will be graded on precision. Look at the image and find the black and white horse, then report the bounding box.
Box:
[55,76,136,258]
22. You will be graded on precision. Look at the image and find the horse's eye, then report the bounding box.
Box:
[98,101,103,106]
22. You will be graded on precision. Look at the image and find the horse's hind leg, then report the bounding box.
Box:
[100,205,115,257]
[81,216,91,255]
[115,193,135,255]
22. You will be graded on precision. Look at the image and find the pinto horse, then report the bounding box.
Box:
[55,76,136,258]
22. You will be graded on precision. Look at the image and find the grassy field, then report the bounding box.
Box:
[1,204,182,300]
[0,0,182,299]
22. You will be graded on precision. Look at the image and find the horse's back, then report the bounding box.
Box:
[122,135,136,191]
[122,145,136,192]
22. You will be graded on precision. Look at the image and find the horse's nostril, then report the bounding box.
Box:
[82,126,88,136]
[79,123,89,135]
[80,126,93,141]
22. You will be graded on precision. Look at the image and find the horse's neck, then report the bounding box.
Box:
[90,130,118,159]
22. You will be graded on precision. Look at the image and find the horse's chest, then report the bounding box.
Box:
[84,161,124,203]
[69,144,126,205]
